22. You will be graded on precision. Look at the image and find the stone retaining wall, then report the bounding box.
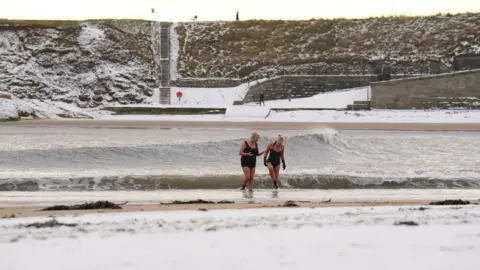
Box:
[370,69,480,109]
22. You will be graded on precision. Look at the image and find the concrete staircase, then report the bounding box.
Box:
[159,22,172,104]
[346,101,371,110]
[150,21,162,103]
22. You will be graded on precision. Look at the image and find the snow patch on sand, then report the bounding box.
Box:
[267,109,480,123]
[225,106,270,118]
[170,78,272,106]
[170,86,246,105]
[257,86,370,108]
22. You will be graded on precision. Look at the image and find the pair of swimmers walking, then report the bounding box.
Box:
[239,132,286,191]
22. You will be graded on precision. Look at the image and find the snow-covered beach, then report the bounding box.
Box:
[1,202,480,270]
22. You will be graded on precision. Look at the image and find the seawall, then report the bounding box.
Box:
[370,69,480,109]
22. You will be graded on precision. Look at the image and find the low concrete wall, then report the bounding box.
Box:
[453,55,480,71]
[171,78,246,88]
[0,92,12,99]
[103,106,226,115]
[370,69,480,109]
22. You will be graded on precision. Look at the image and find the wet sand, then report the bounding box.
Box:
[2,119,480,131]
[0,200,443,219]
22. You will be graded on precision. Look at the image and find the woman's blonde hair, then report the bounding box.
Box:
[250,131,260,139]
[276,134,284,144]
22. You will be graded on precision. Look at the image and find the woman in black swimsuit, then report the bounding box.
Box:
[239,132,264,191]
[263,134,286,189]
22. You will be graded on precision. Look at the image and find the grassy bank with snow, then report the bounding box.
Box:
[173,13,480,78]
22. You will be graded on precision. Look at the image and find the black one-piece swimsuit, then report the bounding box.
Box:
[267,141,283,167]
[240,141,258,168]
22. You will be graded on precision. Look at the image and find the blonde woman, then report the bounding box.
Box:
[263,134,286,189]
[239,131,264,191]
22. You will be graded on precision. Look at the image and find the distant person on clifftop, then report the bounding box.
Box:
[236,11,239,21]
[239,132,264,191]
[259,93,265,106]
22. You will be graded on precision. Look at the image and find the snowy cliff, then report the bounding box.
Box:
[0,20,159,109]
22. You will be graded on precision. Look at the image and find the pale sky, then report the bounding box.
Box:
[0,0,479,21]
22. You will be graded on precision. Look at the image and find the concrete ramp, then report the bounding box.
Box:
[225,106,271,118]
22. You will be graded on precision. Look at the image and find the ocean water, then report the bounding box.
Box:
[1,124,480,191]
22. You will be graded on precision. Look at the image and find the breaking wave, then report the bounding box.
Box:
[1,127,480,191]
[1,175,480,191]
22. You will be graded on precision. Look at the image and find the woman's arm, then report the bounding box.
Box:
[239,142,252,156]
[281,146,286,169]
[263,143,271,158]
[263,143,271,166]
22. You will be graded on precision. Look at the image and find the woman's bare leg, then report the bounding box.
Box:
[242,167,251,190]
[267,163,279,189]
[249,168,256,190]
[274,165,281,185]
[267,163,276,181]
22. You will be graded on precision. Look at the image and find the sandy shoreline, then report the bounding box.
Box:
[2,119,480,131]
[0,200,456,219]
